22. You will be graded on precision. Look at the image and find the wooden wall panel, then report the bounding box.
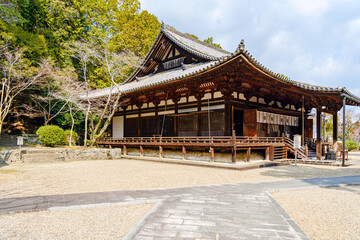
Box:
[304,118,313,139]
[243,109,257,137]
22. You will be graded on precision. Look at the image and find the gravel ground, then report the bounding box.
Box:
[0,203,154,240]
[272,185,360,240]
[1,158,360,198]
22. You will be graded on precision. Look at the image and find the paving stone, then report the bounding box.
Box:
[1,175,359,239]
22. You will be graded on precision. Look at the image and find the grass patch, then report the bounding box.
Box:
[0,169,17,174]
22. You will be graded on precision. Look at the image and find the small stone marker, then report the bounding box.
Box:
[293,135,301,166]
[17,136,23,161]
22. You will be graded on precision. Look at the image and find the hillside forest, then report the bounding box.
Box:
[0,0,222,146]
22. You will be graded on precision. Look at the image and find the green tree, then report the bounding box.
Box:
[109,0,160,57]
[203,37,222,49]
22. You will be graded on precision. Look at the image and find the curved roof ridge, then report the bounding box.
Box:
[162,23,230,55]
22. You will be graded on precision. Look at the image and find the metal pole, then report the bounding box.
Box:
[342,96,346,167]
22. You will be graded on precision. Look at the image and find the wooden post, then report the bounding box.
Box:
[342,96,346,167]
[174,101,178,136]
[123,145,127,155]
[269,145,274,161]
[140,145,143,157]
[246,147,251,162]
[138,108,142,137]
[231,130,236,163]
[333,112,338,152]
[155,105,159,135]
[316,109,322,160]
[224,99,232,136]
[122,107,127,137]
[109,145,112,149]
[210,147,215,162]
[197,97,202,136]
[159,146,163,158]
[182,146,186,160]
[266,147,270,160]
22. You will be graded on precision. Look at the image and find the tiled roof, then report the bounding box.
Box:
[80,24,360,105]
[162,24,230,60]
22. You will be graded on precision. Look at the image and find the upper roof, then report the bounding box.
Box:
[81,23,360,106]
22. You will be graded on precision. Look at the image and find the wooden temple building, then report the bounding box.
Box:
[93,23,360,163]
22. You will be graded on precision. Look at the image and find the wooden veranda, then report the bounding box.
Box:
[97,135,302,162]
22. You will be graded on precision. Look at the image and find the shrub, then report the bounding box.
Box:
[64,130,78,146]
[345,140,359,152]
[36,125,64,147]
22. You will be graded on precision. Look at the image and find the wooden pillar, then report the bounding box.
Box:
[197,97,202,136]
[174,101,178,136]
[123,145,127,155]
[269,145,274,161]
[155,105,159,135]
[342,96,346,167]
[333,112,338,152]
[140,145,143,157]
[246,147,251,162]
[137,108,142,137]
[316,109,322,160]
[209,147,214,162]
[301,95,305,145]
[224,98,233,136]
[266,147,270,160]
[159,146,163,158]
[122,107,127,137]
[182,146,186,160]
[231,130,236,163]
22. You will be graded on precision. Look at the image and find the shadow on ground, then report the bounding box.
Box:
[259,163,360,180]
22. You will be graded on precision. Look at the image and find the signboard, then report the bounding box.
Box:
[293,135,301,149]
[17,136,23,146]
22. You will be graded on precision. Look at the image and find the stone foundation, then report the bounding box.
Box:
[0,148,122,163]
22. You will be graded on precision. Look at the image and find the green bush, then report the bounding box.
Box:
[64,130,78,146]
[36,125,64,147]
[345,140,359,151]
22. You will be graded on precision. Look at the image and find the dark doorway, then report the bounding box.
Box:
[234,109,244,136]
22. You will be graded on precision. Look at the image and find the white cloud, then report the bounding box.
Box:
[139,0,360,96]
[290,0,329,16]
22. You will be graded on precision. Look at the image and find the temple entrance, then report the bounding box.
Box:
[233,109,244,136]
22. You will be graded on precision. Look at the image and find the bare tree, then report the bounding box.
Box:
[88,47,139,145]
[65,41,96,146]
[0,45,50,134]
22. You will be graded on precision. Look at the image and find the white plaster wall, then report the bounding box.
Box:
[112,116,124,138]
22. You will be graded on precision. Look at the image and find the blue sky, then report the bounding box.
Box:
[140,0,360,99]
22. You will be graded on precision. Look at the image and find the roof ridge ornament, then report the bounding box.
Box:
[161,21,166,31]
[236,39,245,52]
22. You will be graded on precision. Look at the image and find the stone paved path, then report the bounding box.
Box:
[1,175,360,239]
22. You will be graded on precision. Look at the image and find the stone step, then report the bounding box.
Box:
[23,149,62,154]
[22,153,64,163]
